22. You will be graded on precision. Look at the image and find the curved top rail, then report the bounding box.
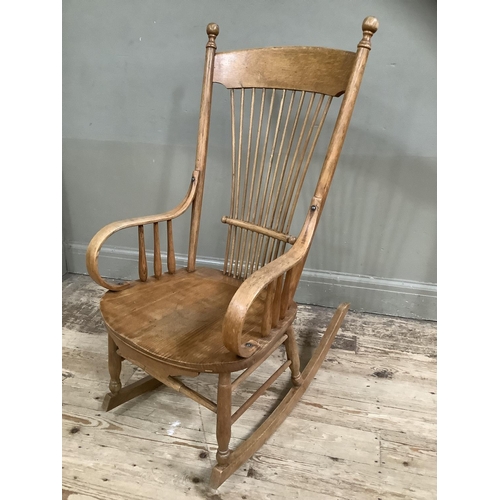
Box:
[214,46,356,97]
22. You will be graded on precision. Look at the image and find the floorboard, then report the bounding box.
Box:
[62,273,437,499]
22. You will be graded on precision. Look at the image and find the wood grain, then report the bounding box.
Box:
[210,302,348,488]
[166,219,175,274]
[214,47,356,96]
[187,23,219,272]
[85,170,199,291]
[153,222,161,278]
[100,267,297,373]
[63,274,436,500]
[79,17,387,492]
[137,225,147,282]
[221,216,296,244]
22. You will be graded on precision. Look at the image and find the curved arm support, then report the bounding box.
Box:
[222,197,321,358]
[86,172,199,291]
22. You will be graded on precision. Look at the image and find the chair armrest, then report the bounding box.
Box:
[222,197,321,358]
[86,172,199,291]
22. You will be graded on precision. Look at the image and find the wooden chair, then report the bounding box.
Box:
[86,17,378,488]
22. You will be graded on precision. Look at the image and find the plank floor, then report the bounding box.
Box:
[62,273,437,500]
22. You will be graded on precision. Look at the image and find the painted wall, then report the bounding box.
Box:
[63,0,436,319]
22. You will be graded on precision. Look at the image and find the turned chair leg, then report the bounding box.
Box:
[108,334,123,394]
[285,326,303,386]
[216,372,232,466]
[210,305,349,489]
[103,333,164,412]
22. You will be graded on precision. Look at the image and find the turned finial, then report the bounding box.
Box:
[358,16,379,50]
[206,23,219,48]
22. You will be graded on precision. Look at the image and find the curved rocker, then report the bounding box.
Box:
[210,303,349,488]
[86,18,378,490]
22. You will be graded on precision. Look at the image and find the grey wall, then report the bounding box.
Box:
[62,0,436,319]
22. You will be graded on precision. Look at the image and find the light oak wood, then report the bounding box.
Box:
[216,372,232,466]
[261,279,277,336]
[86,170,199,291]
[138,225,147,281]
[161,375,217,413]
[83,17,380,490]
[231,360,291,424]
[63,274,436,499]
[230,333,288,391]
[221,216,296,244]
[153,222,162,278]
[101,267,297,373]
[102,374,162,412]
[107,335,122,395]
[271,274,283,327]
[166,219,175,274]
[210,303,349,488]
[284,326,303,386]
[188,23,219,272]
[214,46,356,96]
[222,197,321,358]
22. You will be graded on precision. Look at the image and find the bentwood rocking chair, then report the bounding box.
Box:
[86,17,378,488]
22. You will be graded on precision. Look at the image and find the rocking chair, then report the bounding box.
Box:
[86,17,378,488]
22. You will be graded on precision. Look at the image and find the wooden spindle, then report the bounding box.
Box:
[227,88,237,276]
[235,88,256,278]
[265,91,303,262]
[284,95,332,236]
[274,92,315,237]
[265,94,332,265]
[277,94,323,235]
[233,89,246,277]
[231,359,291,424]
[261,279,277,336]
[162,376,216,412]
[272,274,283,327]
[231,334,287,390]
[153,222,162,278]
[280,259,307,319]
[280,268,293,319]
[167,219,176,274]
[257,90,287,265]
[216,372,232,466]
[264,90,296,227]
[242,89,267,279]
[138,225,148,281]
[247,89,276,275]
[259,92,312,267]
[252,89,284,271]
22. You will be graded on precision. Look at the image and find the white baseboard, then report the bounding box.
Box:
[65,242,436,321]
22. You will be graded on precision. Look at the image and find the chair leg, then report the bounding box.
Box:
[108,334,122,394]
[103,334,166,411]
[215,372,232,466]
[209,303,350,489]
[285,326,303,386]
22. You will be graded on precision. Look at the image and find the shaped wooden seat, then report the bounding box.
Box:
[86,17,378,489]
[101,267,297,373]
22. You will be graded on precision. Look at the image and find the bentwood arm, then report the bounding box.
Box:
[86,171,199,291]
[222,196,322,358]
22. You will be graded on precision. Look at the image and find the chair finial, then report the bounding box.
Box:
[206,23,219,48]
[358,16,379,50]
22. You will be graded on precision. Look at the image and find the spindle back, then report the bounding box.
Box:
[187,21,378,281]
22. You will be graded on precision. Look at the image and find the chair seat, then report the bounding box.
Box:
[100,267,296,373]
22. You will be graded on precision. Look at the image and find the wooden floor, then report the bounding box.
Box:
[62,273,437,500]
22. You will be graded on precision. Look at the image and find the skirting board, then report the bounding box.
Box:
[65,242,436,321]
